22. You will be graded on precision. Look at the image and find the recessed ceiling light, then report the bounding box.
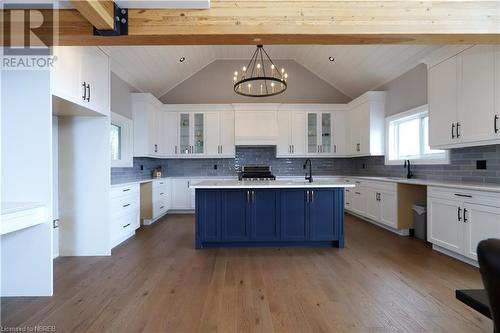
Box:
[179,57,186,62]
[328,56,335,62]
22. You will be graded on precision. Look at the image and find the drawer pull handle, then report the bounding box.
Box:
[454,193,472,198]
[355,192,361,195]
[123,189,130,192]
[123,203,130,208]
[160,192,164,195]
[123,223,130,228]
[160,206,165,209]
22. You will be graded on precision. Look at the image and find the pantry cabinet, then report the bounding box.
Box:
[428,186,500,263]
[428,45,500,148]
[51,46,110,116]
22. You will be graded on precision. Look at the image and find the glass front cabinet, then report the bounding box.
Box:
[178,112,205,156]
[307,112,333,155]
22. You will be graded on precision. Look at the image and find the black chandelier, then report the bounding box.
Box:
[233,45,288,97]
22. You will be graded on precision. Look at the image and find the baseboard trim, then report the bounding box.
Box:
[432,244,478,267]
[346,210,410,236]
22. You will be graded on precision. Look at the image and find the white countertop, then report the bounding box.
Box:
[1,202,47,236]
[189,179,355,189]
[111,175,500,193]
[345,176,500,193]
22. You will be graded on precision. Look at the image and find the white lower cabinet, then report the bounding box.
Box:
[344,178,398,230]
[170,179,192,210]
[428,186,500,263]
[140,179,169,225]
[110,183,140,248]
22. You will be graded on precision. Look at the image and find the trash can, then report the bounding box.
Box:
[412,204,427,241]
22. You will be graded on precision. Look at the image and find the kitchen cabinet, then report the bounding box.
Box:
[110,183,140,248]
[277,110,307,157]
[132,93,163,157]
[52,46,110,116]
[178,112,205,156]
[205,111,235,158]
[428,186,500,263]
[428,45,500,148]
[170,179,191,210]
[162,111,178,157]
[344,179,399,230]
[307,112,333,155]
[347,92,386,156]
[140,179,169,225]
[195,188,344,248]
[280,189,309,240]
[428,55,458,147]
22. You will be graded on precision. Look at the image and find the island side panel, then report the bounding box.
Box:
[195,189,221,249]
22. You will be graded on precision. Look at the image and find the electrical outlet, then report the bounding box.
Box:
[214,164,218,170]
[362,163,366,169]
[476,160,487,170]
[140,165,144,170]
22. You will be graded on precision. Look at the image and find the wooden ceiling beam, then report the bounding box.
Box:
[3,1,500,45]
[69,0,115,31]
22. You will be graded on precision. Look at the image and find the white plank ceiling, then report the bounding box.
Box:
[102,45,440,100]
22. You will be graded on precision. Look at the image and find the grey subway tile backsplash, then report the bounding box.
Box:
[111,145,500,185]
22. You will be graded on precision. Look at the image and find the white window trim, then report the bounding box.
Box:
[111,112,134,168]
[385,104,449,166]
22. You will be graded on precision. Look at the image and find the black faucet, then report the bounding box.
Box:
[404,160,414,179]
[303,159,313,183]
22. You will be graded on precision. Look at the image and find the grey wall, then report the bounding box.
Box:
[159,60,351,104]
[376,63,428,116]
[111,72,138,119]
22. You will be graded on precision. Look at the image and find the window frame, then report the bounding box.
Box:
[110,112,133,168]
[385,104,449,166]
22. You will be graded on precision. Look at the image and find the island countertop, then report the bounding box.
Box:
[190,178,355,189]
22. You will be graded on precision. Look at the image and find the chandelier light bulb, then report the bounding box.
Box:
[233,76,237,82]
[242,66,247,72]
[281,68,285,74]
[234,71,238,76]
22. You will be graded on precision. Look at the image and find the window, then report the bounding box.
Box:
[386,105,448,165]
[110,112,133,168]
[110,123,122,161]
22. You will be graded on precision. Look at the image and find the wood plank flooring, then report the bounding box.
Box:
[1,214,492,332]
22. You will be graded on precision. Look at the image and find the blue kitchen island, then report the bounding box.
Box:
[190,179,354,249]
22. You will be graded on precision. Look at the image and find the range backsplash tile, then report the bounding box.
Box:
[111,145,500,185]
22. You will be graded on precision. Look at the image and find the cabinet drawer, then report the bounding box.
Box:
[111,183,139,199]
[153,179,168,188]
[153,200,168,218]
[428,186,500,208]
[111,211,138,247]
[111,193,139,218]
[364,180,396,193]
[153,184,168,197]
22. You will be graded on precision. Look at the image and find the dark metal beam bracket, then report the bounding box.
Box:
[93,3,128,36]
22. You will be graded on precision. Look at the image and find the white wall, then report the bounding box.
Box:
[111,72,137,119]
[58,116,111,256]
[1,69,53,296]
[376,63,428,117]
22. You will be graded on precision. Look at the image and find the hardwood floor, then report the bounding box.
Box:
[1,214,492,333]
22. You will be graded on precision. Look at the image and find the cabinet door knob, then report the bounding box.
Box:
[463,208,468,223]
[451,123,455,139]
[495,115,499,134]
[86,83,91,102]
[457,207,462,221]
[456,122,461,138]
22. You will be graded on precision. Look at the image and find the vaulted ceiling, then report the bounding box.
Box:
[102,45,440,100]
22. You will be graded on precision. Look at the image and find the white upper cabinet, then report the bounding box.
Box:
[51,46,110,116]
[307,112,333,156]
[428,45,500,149]
[428,55,458,147]
[277,109,306,157]
[132,93,163,157]
[348,92,386,156]
[162,105,235,159]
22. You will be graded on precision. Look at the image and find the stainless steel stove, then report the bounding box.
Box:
[239,165,276,181]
